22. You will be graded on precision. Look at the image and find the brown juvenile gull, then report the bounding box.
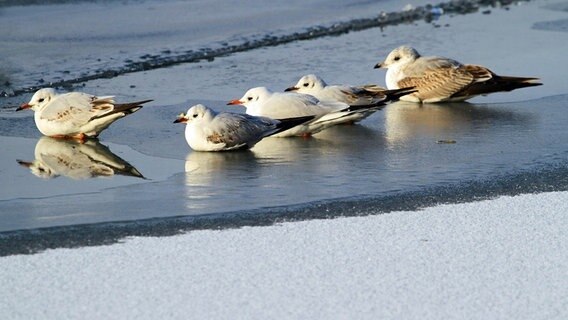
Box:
[374,46,542,103]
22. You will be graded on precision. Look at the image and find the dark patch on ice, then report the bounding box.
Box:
[2,0,530,98]
[1,160,567,256]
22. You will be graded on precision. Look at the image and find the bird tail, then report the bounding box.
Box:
[112,99,153,115]
[346,86,417,111]
[380,87,418,102]
[90,99,153,120]
[492,76,542,92]
[273,115,316,135]
[455,76,542,98]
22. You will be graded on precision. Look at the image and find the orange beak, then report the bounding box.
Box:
[16,103,31,111]
[227,99,243,106]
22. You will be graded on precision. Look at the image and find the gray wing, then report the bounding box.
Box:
[208,113,280,150]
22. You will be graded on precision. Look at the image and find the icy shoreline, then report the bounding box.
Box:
[1,190,566,319]
[2,157,568,256]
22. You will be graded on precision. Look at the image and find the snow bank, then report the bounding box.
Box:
[1,192,566,319]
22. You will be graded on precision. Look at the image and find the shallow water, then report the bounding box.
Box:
[0,0,567,254]
[1,94,566,234]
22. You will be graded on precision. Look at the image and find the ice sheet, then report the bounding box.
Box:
[1,191,566,319]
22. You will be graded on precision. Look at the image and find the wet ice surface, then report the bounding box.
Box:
[0,0,437,94]
[0,0,568,253]
[2,95,567,235]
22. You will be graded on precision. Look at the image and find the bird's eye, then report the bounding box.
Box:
[303,83,309,87]
[247,97,253,101]
[38,98,44,103]
[193,114,198,118]
[393,56,400,61]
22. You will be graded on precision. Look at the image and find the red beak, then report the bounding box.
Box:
[16,103,31,111]
[227,99,243,106]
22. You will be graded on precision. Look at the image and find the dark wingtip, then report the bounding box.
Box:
[273,115,315,134]
[385,86,417,101]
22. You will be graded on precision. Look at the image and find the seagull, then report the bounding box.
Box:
[374,46,542,103]
[173,104,314,151]
[16,88,152,140]
[17,137,144,180]
[228,86,414,137]
[285,74,415,121]
[285,73,401,105]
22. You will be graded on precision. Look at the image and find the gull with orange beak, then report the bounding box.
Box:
[174,104,313,151]
[17,88,152,140]
[228,86,414,137]
[285,73,412,105]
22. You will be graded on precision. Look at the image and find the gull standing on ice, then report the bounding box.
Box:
[228,86,414,137]
[173,104,313,151]
[374,46,542,103]
[16,88,152,140]
[285,73,415,121]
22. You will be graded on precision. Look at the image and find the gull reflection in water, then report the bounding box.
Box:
[184,150,262,185]
[17,137,144,180]
[383,101,528,146]
[184,151,261,208]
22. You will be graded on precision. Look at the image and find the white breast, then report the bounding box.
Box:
[385,67,402,90]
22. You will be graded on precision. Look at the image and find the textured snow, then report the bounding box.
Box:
[1,191,566,319]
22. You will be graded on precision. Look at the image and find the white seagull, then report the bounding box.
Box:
[174,104,313,151]
[17,137,144,180]
[17,88,152,140]
[285,74,415,121]
[374,46,542,103]
[285,73,405,105]
[228,86,413,137]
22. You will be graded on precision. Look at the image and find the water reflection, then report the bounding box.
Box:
[184,151,262,209]
[252,124,386,162]
[17,137,144,180]
[384,101,532,146]
[184,151,259,177]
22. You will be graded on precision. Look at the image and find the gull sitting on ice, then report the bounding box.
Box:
[285,73,413,105]
[173,104,313,151]
[374,46,542,103]
[285,73,415,121]
[17,88,152,140]
[228,86,414,137]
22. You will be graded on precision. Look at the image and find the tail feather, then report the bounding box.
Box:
[346,86,417,111]
[455,77,542,98]
[91,99,153,120]
[382,87,418,102]
[272,115,315,135]
[113,99,153,114]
